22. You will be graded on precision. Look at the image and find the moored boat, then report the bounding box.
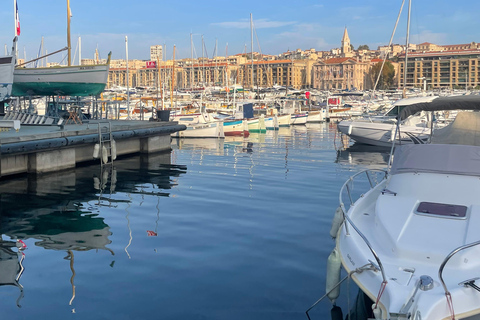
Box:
[325,95,480,320]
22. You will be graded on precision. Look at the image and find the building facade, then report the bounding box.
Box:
[398,50,480,89]
[150,45,163,61]
[312,58,370,90]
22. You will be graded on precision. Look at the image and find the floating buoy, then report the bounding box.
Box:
[330,206,345,239]
[102,146,108,164]
[326,248,342,303]
[93,144,100,159]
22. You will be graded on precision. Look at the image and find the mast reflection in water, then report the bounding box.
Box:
[0,124,389,319]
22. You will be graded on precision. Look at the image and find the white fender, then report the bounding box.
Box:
[93,143,100,159]
[348,124,353,135]
[326,248,342,303]
[102,146,108,164]
[330,206,345,239]
[111,140,117,160]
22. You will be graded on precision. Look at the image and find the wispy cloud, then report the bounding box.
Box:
[212,19,296,29]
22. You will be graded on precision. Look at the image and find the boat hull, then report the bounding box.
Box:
[224,120,249,137]
[337,120,430,147]
[12,64,109,97]
[173,122,225,138]
[0,56,15,102]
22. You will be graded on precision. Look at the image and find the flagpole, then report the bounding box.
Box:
[14,0,17,37]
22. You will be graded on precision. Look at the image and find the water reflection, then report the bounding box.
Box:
[0,238,25,307]
[335,142,391,169]
[0,151,186,309]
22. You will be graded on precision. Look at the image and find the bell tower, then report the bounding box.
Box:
[341,27,353,57]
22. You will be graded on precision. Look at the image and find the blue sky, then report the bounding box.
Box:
[1,0,479,63]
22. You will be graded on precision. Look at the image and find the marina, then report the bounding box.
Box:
[1,0,480,318]
[0,123,363,319]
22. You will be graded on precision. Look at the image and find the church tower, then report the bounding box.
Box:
[341,27,353,57]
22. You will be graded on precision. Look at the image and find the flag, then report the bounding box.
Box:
[146,230,157,237]
[15,1,20,36]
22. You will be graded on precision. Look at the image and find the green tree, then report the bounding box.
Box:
[358,44,370,51]
[350,44,354,51]
[369,61,395,90]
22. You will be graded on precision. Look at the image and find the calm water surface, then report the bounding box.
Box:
[0,123,390,319]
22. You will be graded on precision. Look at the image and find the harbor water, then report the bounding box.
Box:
[0,123,391,319]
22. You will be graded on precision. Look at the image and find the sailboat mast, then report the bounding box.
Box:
[250,13,254,90]
[170,45,176,108]
[190,33,193,89]
[67,0,71,66]
[403,0,411,95]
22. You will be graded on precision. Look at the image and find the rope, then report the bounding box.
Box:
[445,292,455,320]
[374,280,388,310]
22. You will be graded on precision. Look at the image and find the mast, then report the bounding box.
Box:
[403,0,411,97]
[190,33,193,89]
[170,45,175,108]
[78,36,81,65]
[67,0,71,66]
[250,13,254,90]
[125,36,130,118]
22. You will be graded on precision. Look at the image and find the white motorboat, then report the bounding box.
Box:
[337,96,437,147]
[326,95,480,320]
[172,112,224,138]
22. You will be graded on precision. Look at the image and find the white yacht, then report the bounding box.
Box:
[337,96,437,147]
[330,95,480,320]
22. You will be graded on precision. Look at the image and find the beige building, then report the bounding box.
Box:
[236,59,315,89]
[398,49,480,89]
[313,58,370,90]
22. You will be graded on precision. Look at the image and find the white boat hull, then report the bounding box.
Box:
[337,120,430,147]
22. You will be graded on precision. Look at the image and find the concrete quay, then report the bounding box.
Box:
[0,119,185,178]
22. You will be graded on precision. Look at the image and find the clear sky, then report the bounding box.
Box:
[1,0,479,64]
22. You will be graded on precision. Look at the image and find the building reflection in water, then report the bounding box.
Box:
[0,151,186,309]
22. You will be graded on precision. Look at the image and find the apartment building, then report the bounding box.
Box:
[398,49,480,89]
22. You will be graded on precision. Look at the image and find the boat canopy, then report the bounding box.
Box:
[391,143,480,177]
[397,95,480,121]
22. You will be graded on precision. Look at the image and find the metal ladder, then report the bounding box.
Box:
[97,122,115,166]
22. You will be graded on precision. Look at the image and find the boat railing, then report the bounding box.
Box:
[438,239,480,295]
[339,169,388,282]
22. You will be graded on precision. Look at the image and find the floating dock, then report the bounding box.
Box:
[0,119,185,178]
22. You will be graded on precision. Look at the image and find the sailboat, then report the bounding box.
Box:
[12,0,111,97]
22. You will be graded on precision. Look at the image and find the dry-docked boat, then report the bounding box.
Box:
[0,38,16,102]
[321,95,480,320]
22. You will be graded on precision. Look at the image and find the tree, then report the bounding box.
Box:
[358,44,370,51]
[350,44,354,51]
[369,61,395,90]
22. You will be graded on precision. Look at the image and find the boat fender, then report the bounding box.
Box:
[348,124,353,135]
[102,146,108,164]
[326,248,342,303]
[372,304,383,319]
[330,206,344,239]
[389,126,395,142]
[93,143,100,159]
[111,140,117,160]
[330,305,343,320]
[93,177,100,190]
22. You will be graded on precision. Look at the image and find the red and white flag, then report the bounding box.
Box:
[146,230,157,237]
[15,0,20,36]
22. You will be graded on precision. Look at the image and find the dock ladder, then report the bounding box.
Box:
[95,122,116,166]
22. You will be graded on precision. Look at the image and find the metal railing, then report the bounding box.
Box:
[338,169,389,283]
[438,239,480,294]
